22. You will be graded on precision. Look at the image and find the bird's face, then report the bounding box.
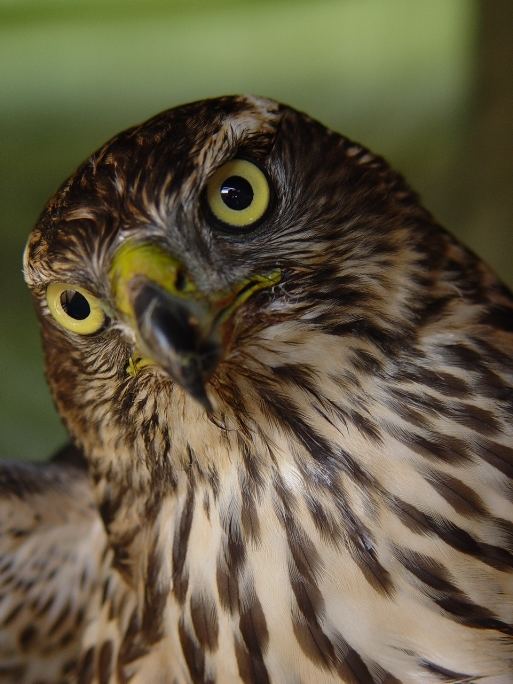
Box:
[24,95,429,477]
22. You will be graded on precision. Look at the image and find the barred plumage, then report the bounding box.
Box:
[1,95,512,682]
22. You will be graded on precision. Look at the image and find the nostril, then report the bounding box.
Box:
[175,268,187,293]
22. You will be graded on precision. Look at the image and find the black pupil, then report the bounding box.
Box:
[220,175,253,211]
[61,291,91,320]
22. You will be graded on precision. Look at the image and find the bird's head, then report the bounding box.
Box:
[24,95,434,481]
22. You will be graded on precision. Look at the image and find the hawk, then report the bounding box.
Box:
[1,95,513,683]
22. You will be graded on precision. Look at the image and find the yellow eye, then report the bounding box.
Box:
[46,282,106,335]
[206,159,270,228]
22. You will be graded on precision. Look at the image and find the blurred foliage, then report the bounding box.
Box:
[0,0,510,460]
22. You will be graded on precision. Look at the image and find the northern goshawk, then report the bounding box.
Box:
[1,96,513,683]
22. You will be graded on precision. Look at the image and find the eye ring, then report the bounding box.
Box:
[46,282,106,335]
[206,159,270,229]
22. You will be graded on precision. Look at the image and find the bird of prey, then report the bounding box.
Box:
[1,95,512,684]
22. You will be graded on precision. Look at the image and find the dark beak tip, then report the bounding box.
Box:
[174,374,214,413]
[197,391,215,414]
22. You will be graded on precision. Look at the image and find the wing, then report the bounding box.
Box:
[0,445,108,683]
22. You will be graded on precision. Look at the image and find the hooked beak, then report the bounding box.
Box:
[110,240,280,410]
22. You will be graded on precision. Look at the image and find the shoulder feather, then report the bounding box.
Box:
[0,448,107,683]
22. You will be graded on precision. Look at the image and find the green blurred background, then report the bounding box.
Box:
[1,0,511,461]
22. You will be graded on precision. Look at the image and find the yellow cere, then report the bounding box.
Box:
[126,354,155,377]
[206,159,270,228]
[46,282,106,335]
[109,240,198,319]
[217,269,282,326]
